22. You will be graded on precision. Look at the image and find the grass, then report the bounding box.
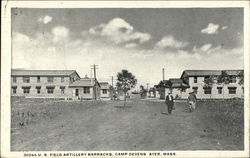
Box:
[11,97,108,129]
[11,97,244,150]
[195,99,244,148]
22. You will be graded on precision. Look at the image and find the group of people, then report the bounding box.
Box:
[164,91,197,115]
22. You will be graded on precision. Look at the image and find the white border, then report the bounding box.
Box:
[1,1,249,158]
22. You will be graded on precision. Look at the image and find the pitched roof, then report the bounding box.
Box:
[99,82,110,89]
[155,80,171,88]
[224,70,243,76]
[182,70,221,77]
[169,78,183,83]
[69,78,95,87]
[169,78,189,88]
[11,69,78,77]
[156,79,189,88]
[171,82,189,88]
[181,69,243,78]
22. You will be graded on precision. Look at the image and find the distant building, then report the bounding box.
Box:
[155,79,189,99]
[11,69,80,99]
[148,87,157,98]
[99,82,111,99]
[69,75,101,100]
[11,69,102,100]
[156,70,244,99]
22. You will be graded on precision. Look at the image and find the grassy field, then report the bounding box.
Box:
[11,97,244,151]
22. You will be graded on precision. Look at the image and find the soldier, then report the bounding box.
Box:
[187,92,197,112]
[165,92,174,114]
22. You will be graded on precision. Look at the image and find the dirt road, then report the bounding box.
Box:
[11,98,242,151]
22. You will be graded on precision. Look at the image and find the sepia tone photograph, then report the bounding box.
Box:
[1,1,249,158]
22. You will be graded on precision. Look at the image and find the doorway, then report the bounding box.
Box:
[75,89,79,96]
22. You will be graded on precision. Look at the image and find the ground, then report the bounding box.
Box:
[11,96,244,151]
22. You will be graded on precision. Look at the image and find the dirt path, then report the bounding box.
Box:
[11,99,236,151]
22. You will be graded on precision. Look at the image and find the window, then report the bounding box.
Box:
[22,87,30,94]
[60,86,65,94]
[229,76,237,83]
[23,76,30,83]
[13,77,17,83]
[204,76,210,81]
[75,89,79,96]
[12,87,17,94]
[61,77,64,82]
[194,77,197,83]
[228,87,237,94]
[83,87,90,94]
[37,76,40,83]
[192,87,198,94]
[102,89,107,94]
[46,87,55,94]
[36,86,41,94]
[203,87,211,94]
[217,87,222,94]
[47,77,54,83]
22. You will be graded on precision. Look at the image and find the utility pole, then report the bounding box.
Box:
[111,76,114,87]
[162,68,165,81]
[91,64,98,100]
[110,76,114,100]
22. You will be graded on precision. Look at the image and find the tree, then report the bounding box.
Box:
[140,85,147,99]
[238,70,244,85]
[217,71,230,100]
[108,86,115,100]
[204,75,215,98]
[238,70,244,100]
[116,70,137,106]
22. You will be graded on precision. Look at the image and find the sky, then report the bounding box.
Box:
[11,8,244,88]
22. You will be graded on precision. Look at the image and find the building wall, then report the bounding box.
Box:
[181,76,243,99]
[71,87,93,100]
[161,76,243,99]
[71,86,101,100]
[155,91,161,98]
[100,88,110,98]
[11,76,73,99]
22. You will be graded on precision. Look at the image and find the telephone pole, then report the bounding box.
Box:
[111,76,114,87]
[91,64,98,100]
[162,68,165,81]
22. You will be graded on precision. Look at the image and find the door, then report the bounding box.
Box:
[75,89,79,96]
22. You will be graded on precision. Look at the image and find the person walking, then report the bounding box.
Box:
[165,92,174,114]
[187,92,196,112]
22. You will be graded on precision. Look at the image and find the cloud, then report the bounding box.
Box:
[193,43,223,54]
[156,35,188,49]
[38,15,52,24]
[12,28,243,87]
[125,43,137,48]
[52,26,69,43]
[89,17,151,44]
[12,33,33,68]
[201,23,220,34]
[221,26,228,30]
[200,43,212,52]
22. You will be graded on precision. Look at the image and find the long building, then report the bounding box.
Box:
[11,69,103,100]
[156,70,244,99]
